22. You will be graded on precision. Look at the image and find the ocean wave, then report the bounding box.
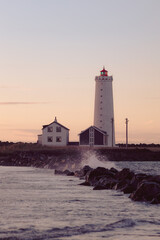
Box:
[0,219,136,240]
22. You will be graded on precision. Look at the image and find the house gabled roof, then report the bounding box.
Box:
[79,125,107,135]
[42,118,69,131]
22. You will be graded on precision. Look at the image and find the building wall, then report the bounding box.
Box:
[94,129,104,145]
[79,127,106,146]
[42,122,69,146]
[79,129,89,145]
[94,75,115,147]
[37,135,42,144]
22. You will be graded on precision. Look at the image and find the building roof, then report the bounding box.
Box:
[42,117,69,130]
[100,66,108,76]
[79,125,107,135]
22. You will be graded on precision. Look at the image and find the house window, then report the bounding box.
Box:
[47,136,53,142]
[56,126,61,132]
[56,136,62,142]
[48,127,53,132]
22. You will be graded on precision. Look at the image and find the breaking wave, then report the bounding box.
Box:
[80,151,117,169]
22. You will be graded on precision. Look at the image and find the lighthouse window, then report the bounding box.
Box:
[100,89,103,91]
[100,107,102,110]
[100,101,103,103]
[100,95,102,97]
[47,136,53,142]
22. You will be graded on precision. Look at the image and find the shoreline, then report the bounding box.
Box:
[0,146,160,169]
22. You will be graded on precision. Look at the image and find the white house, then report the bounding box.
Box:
[38,117,69,146]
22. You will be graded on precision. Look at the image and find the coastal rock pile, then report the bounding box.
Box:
[55,166,160,204]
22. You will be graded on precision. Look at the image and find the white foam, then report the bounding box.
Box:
[81,151,117,169]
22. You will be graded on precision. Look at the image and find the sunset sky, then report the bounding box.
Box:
[0,0,160,143]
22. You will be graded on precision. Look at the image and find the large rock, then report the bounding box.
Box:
[55,169,74,176]
[120,173,148,194]
[113,168,135,192]
[93,175,118,190]
[130,181,160,202]
[115,168,135,181]
[75,165,93,178]
[86,167,116,186]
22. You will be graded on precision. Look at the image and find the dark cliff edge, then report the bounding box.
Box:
[0,145,160,169]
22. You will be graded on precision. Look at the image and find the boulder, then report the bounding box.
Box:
[54,169,74,176]
[86,167,116,185]
[93,175,118,190]
[79,181,91,186]
[120,173,148,194]
[115,168,135,181]
[150,193,160,204]
[74,165,93,178]
[130,181,160,202]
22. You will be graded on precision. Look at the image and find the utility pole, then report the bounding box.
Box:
[111,118,114,147]
[125,118,129,148]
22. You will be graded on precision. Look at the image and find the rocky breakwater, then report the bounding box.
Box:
[0,149,83,170]
[55,166,160,204]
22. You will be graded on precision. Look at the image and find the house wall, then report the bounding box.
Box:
[79,129,89,145]
[94,129,104,145]
[79,127,106,146]
[42,122,69,146]
[37,135,42,144]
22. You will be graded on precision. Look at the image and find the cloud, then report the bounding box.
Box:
[0,102,49,105]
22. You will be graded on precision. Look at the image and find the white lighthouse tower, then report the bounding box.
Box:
[94,67,115,147]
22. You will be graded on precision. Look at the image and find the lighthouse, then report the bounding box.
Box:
[94,67,115,147]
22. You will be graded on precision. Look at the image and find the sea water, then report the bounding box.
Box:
[0,157,160,240]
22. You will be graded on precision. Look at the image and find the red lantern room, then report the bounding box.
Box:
[100,66,108,76]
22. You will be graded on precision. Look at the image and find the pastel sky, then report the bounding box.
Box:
[0,0,160,143]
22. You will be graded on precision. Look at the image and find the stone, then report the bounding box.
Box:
[130,181,160,202]
[87,167,115,186]
[74,165,93,178]
[115,168,135,181]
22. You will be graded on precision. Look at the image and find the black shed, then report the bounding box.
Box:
[79,126,108,146]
